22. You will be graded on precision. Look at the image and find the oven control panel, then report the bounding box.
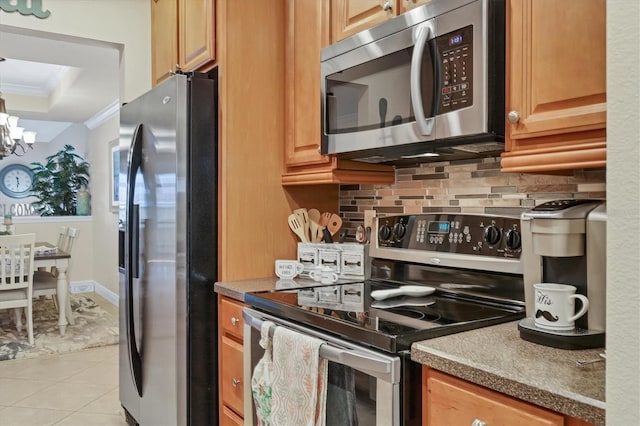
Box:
[376,213,522,259]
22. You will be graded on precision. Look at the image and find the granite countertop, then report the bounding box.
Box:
[411,322,605,425]
[214,276,364,302]
[214,277,280,301]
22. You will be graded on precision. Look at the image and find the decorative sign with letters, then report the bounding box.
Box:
[0,0,50,19]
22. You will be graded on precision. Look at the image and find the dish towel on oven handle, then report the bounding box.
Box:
[251,320,276,425]
[271,325,328,426]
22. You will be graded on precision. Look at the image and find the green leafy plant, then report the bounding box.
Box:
[30,144,90,216]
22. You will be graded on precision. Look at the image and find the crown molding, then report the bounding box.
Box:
[84,99,119,130]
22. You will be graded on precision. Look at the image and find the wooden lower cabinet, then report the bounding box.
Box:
[219,296,246,424]
[423,368,595,426]
[220,405,243,426]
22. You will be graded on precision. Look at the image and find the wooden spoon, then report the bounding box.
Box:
[308,209,321,242]
[326,213,342,236]
[293,208,310,242]
[287,214,308,242]
[318,212,332,242]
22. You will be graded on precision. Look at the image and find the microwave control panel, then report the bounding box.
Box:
[437,25,473,114]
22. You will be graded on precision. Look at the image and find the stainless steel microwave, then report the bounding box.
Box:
[320,0,505,164]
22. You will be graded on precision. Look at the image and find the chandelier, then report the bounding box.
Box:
[0,93,37,158]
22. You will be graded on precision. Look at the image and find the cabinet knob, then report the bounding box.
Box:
[507,110,520,124]
[232,378,241,387]
[471,419,487,426]
[383,1,392,11]
[231,317,240,326]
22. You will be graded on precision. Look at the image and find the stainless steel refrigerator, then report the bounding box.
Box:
[118,72,218,425]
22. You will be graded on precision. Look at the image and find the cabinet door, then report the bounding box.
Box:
[331,0,396,42]
[502,0,606,172]
[282,0,396,185]
[424,369,564,426]
[399,0,432,14]
[220,336,244,417]
[284,0,332,168]
[220,405,243,426]
[151,0,178,87]
[178,0,216,72]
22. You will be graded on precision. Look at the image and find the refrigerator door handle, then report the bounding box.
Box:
[126,123,144,397]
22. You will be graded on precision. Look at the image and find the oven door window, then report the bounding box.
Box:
[325,43,436,135]
[326,363,375,425]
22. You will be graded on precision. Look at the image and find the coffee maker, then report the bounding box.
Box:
[518,199,606,349]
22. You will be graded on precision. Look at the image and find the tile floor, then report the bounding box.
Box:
[0,294,127,426]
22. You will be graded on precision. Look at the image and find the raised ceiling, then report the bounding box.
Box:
[0,25,120,142]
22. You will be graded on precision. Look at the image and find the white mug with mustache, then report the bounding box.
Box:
[534,283,589,331]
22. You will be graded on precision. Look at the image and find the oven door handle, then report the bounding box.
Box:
[243,309,400,381]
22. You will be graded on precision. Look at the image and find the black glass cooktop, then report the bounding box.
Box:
[245,280,524,353]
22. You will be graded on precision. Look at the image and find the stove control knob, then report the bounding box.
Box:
[483,225,501,246]
[393,222,407,240]
[505,229,521,250]
[379,224,392,241]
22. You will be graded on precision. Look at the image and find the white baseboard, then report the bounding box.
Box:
[70,280,119,308]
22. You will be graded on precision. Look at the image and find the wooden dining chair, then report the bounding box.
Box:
[33,228,78,325]
[0,233,36,345]
[37,226,68,275]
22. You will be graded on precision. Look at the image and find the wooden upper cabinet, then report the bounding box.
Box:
[398,0,432,14]
[332,0,434,41]
[151,0,178,86]
[501,0,606,173]
[282,0,394,185]
[151,0,216,87]
[178,0,216,72]
[284,0,331,169]
[331,0,396,42]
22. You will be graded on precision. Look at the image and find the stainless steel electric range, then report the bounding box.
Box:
[243,213,525,426]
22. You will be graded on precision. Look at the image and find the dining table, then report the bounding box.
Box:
[34,241,72,336]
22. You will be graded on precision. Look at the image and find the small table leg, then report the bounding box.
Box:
[56,262,69,336]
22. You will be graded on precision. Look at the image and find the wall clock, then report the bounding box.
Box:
[0,163,34,199]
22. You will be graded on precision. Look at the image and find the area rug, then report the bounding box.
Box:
[0,294,119,361]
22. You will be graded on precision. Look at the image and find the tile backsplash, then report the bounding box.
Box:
[339,157,605,236]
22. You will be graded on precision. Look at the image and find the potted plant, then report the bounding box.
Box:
[30,144,90,216]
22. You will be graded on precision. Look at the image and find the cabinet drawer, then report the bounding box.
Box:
[425,369,563,426]
[220,405,243,426]
[220,297,245,340]
[220,336,244,417]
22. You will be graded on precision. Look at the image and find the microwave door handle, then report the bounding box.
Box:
[411,25,436,136]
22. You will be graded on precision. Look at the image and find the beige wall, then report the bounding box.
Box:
[1,0,151,295]
[607,0,640,423]
[87,116,121,295]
